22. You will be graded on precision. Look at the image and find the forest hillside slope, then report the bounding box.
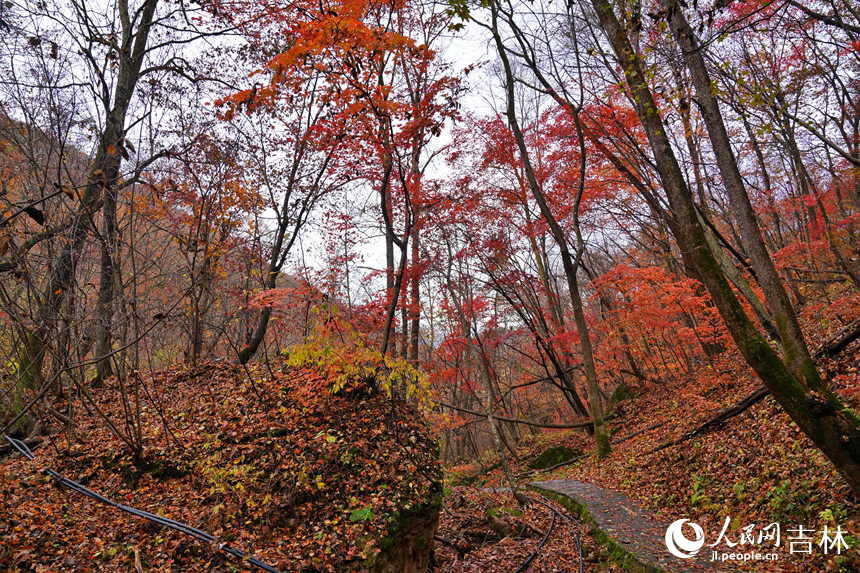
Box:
[0,362,441,572]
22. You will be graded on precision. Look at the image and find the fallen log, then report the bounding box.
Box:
[436,400,617,429]
[644,386,770,456]
[815,319,860,359]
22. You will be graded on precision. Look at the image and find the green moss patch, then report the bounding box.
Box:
[528,445,579,470]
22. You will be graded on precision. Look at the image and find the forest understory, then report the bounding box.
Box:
[443,292,860,572]
[1,296,858,571]
[3,0,860,571]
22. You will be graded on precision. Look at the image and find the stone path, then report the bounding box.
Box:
[529,479,719,573]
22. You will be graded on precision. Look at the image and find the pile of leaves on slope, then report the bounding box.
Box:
[433,487,600,572]
[466,337,860,570]
[0,360,441,572]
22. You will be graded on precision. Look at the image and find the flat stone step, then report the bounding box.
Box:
[529,479,719,573]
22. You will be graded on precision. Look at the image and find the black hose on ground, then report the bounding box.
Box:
[511,493,584,573]
[513,497,556,573]
[530,492,584,573]
[4,435,280,573]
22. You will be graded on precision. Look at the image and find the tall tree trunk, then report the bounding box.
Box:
[380,114,398,356]
[591,0,860,495]
[490,0,610,458]
[88,0,160,380]
[409,224,420,363]
[400,292,408,359]
[94,184,117,381]
[10,0,160,391]
[658,0,824,389]
[379,236,409,356]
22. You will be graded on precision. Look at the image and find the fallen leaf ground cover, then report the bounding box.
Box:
[0,361,441,572]
[459,331,860,571]
[433,487,604,572]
